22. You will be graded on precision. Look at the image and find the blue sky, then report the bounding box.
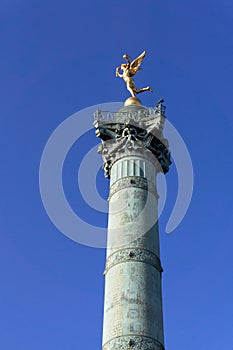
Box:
[1,0,233,349]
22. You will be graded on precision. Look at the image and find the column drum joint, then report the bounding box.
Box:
[102,335,165,350]
[104,247,163,275]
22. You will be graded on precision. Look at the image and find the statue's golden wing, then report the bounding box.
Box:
[129,50,146,76]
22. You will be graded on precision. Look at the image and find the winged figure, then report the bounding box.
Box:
[116,50,153,97]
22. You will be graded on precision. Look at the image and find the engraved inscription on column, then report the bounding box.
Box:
[109,176,158,201]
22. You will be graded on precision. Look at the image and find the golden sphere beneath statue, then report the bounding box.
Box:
[124,97,142,107]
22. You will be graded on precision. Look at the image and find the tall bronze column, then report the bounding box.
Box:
[94,96,171,350]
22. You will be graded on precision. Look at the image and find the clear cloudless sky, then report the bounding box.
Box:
[0,0,233,349]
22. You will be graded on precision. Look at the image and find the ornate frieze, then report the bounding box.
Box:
[94,106,171,178]
[104,248,163,275]
[102,335,164,350]
[98,136,169,178]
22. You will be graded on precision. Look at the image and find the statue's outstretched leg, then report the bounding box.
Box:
[135,86,153,94]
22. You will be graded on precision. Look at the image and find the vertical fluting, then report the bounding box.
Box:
[102,156,164,350]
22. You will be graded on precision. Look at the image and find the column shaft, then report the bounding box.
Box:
[102,156,164,350]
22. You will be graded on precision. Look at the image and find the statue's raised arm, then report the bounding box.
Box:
[116,50,153,97]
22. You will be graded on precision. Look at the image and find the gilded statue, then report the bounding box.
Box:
[116,50,153,97]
